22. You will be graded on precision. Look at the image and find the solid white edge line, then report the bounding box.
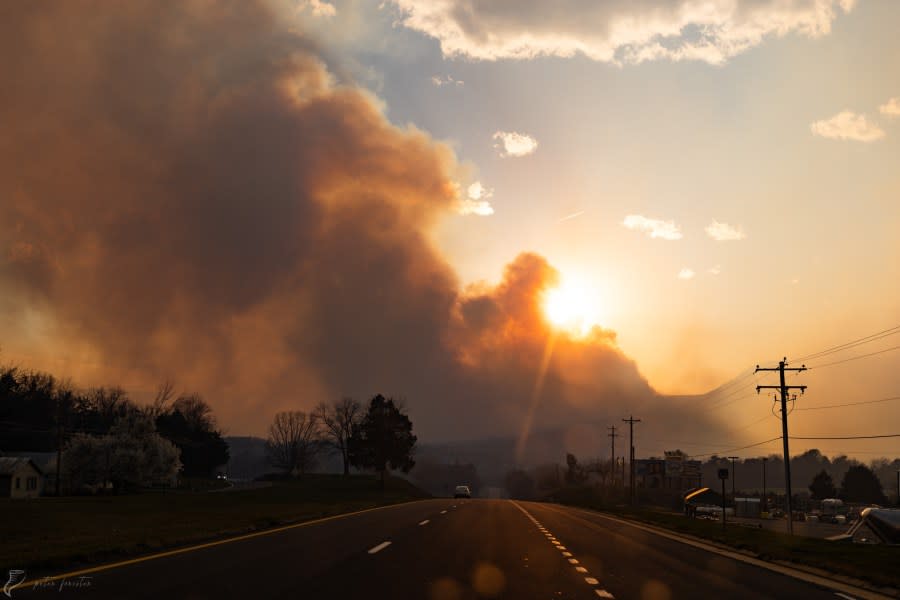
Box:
[539,503,892,600]
[367,541,392,554]
[16,498,439,590]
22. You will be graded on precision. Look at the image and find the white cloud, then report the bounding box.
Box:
[389,0,855,65]
[622,215,682,240]
[431,75,464,87]
[300,0,336,17]
[458,181,495,216]
[880,98,900,118]
[810,111,886,142]
[708,265,722,276]
[705,220,746,241]
[493,131,538,158]
[678,268,696,280]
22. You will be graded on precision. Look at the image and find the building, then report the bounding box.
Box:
[636,451,703,491]
[2,451,57,491]
[0,457,44,498]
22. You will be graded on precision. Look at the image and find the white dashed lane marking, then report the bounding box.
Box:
[418,520,429,526]
[510,501,616,599]
[367,541,391,555]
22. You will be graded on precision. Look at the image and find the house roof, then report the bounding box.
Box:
[0,457,43,476]
[2,451,57,472]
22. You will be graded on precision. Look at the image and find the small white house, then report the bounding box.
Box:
[0,457,44,499]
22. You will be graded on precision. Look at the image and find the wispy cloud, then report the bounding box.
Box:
[810,111,885,142]
[880,98,900,118]
[705,220,746,241]
[431,75,464,87]
[390,0,855,65]
[557,211,585,224]
[623,215,682,240]
[708,265,722,276]
[458,181,495,216]
[678,268,696,280]
[493,131,538,158]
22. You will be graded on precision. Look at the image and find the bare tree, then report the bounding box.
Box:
[145,379,176,420]
[265,411,319,476]
[315,398,361,475]
[172,393,215,432]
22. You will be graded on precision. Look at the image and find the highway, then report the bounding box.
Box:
[15,499,881,599]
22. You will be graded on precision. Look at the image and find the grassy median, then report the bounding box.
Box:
[551,488,899,591]
[1,474,429,572]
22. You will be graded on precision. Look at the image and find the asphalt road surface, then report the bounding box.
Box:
[14,499,879,599]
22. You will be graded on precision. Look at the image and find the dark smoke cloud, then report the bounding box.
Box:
[1,1,724,452]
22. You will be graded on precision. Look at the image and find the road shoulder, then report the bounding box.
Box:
[542,504,898,600]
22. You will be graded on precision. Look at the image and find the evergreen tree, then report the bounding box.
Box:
[348,394,416,488]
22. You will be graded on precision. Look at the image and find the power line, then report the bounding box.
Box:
[794,395,900,411]
[721,412,776,435]
[709,391,757,412]
[793,325,900,362]
[806,344,900,370]
[687,436,783,459]
[703,368,757,397]
[790,433,900,440]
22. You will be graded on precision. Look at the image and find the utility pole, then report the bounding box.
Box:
[608,426,618,487]
[622,415,641,505]
[55,394,65,497]
[762,457,768,514]
[756,358,806,535]
[728,456,739,503]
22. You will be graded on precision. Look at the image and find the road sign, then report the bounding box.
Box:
[718,468,729,480]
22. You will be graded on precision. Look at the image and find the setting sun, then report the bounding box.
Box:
[543,273,604,336]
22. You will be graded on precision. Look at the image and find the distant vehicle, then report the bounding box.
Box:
[216,473,228,481]
[453,485,471,498]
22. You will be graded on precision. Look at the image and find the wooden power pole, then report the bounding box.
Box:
[756,358,806,535]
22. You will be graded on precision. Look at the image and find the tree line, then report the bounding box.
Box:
[0,365,228,492]
[265,394,416,487]
[503,449,899,505]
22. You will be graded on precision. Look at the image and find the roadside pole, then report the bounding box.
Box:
[719,468,729,530]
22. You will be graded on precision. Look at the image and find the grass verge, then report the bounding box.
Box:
[1,474,429,572]
[551,488,899,591]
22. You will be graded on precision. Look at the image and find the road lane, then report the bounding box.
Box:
[302,498,596,599]
[523,501,863,600]
[16,499,459,599]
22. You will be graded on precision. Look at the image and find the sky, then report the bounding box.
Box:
[2,0,899,461]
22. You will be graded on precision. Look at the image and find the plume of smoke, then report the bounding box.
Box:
[1,1,723,449]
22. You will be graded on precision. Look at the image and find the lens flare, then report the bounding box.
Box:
[542,273,603,336]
